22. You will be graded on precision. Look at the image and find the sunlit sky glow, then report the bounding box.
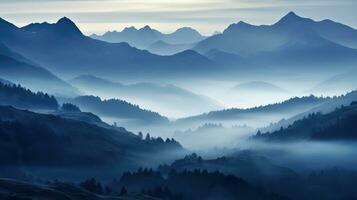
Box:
[1,0,356,35]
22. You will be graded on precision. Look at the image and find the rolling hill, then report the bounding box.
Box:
[231,81,287,94]
[309,69,357,95]
[0,105,183,180]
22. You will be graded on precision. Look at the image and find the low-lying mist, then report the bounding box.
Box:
[236,140,357,172]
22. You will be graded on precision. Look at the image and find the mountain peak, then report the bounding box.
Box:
[140,25,152,31]
[237,21,253,27]
[176,27,194,32]
[57,17,74,25]
[276,11,306,25]
[285,11,299,18]
[174,27,200,35]
[122,26,137,32]
[0,17,18,30]
[223,21,255,34]
[55,17,82,36]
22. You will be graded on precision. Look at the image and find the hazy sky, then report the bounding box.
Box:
[0,0,356,35]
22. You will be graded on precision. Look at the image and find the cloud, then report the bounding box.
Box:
[0,0,356,35]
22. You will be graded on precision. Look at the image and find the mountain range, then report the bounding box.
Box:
[0,17,215,80]
[91,26,205,51]
[1,12,357,81]
[194,12,357,73]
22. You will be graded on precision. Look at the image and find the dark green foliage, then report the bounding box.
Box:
[113,168,287,200]
[61,103,81,112]
[0,82,58,110]
[79,178,103,194]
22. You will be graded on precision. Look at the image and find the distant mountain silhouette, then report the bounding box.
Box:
[146,40,194,55]
[194,12,357,71]
[203,49,247,67]
[254,101,357,141]
[0,42,36,65]
[92,26,205,49]
[70,75,222,118]
[91,25,162,49]
[231,81,287,93]
[0,44,79,96]
[0,17,215,79]
[309,69,357,95]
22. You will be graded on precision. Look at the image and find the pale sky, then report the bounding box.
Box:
[0,0,356,36]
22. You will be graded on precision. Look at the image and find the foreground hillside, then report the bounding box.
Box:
[0,178,160,200]
[0,106,184,180]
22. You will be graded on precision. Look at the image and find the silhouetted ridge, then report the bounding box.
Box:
[55,16,83,36]
[140,25,153,31]
[274,11,313,27]
[112,168,285,200]
[172,27,202,36]
[0,82,58,110]
[0,105,183,169]
[0,17,16,28]
[68,95,170,124]
[254,102,357,141]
